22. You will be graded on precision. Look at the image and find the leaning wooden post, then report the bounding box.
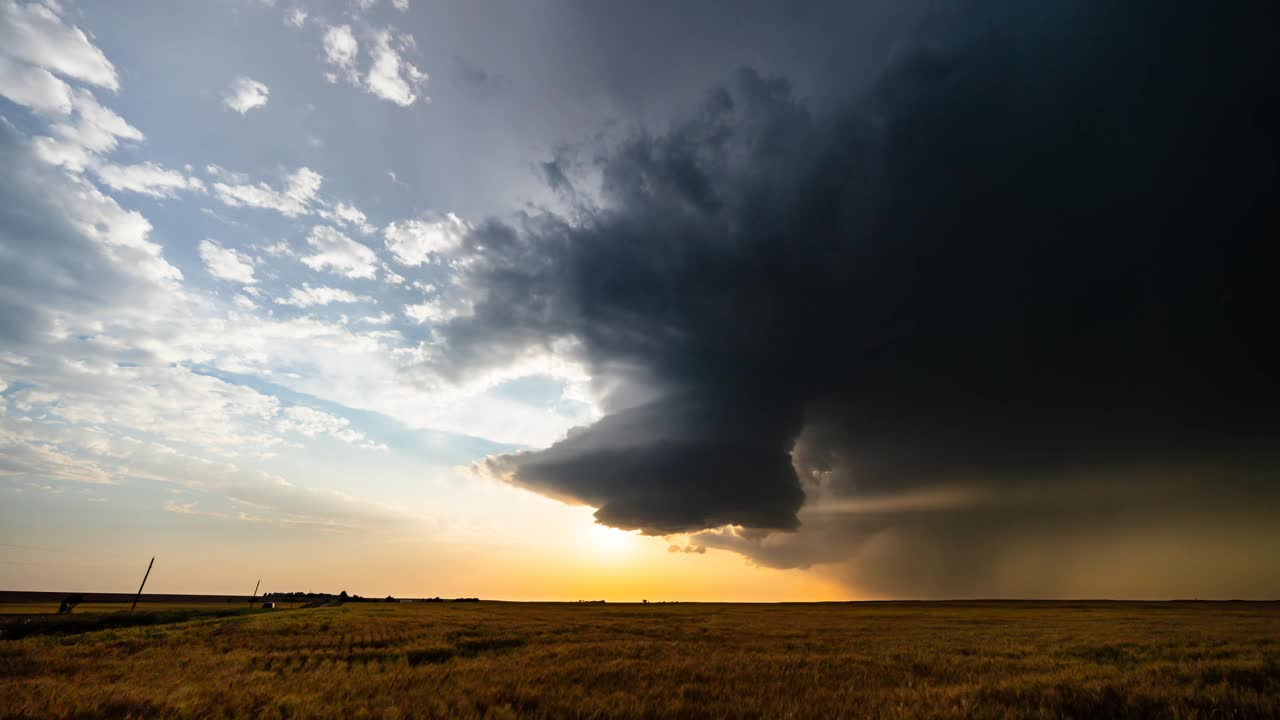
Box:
[129,557,155,613]
[249,579,261,608]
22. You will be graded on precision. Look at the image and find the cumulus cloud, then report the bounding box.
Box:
[274,283,372,307]
[0,53,72,114]
[198,239,256,284]
[0,120,181,344]
[321,23,427,106]
[300,224,378,279]
[223,76,269,114]
[365,30,427,106]
[211,166,322,217]
[31,88,142,171]
[381,265,405,285]
[0,6,415,543]
[322,24,358,81]
[383,212,467,265]
[453,3,1279,593]
[0,0,118,90]
[316,201,374,234]
[403,298,465,325]
[93,161,205,198]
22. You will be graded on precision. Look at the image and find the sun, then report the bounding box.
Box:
[582,521,636,558]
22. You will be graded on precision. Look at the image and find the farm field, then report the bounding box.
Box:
[0,602,244,615]
[1,601,1278,719]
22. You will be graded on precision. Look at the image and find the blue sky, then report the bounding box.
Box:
[0,0,634,597]
[0,0,849,602]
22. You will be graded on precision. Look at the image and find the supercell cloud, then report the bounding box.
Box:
[460,2,1278,595]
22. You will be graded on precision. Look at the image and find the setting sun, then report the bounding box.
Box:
[581,522,636,558]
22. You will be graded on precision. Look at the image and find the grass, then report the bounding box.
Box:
[0,607,267,641]
[0,602,254,615]
[1,601,1277,719]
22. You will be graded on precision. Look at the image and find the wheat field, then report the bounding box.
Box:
[2,601,1277,719]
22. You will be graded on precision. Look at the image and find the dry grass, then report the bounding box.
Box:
[0,602,249,615]
[1,601,1277,719]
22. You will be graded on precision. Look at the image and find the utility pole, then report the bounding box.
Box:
[130,557,155,613]
[249,578,260,608]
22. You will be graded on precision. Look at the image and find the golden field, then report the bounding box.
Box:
[1,600,1278,719]
[0,602,234,615]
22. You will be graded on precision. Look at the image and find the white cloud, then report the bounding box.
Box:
[1,126,183,311]
[94,161,205,198]
[0,360,282,454]
[276,405,385,449]
[286,7,307,27]
[0,414,401,530]
[360,312,393,325]
[300,225,378,279]
[0,53,72,114]
[277,405,349,436]
[0,424,113,484]
[199,239,256,284]
[322,24,358,80]
[320,24,427,106]
[212,166,322,217]
[261,240,294,257]
[384,212,468,265]
[274,284,373,307]
[32,89,142,171]
[382,265,405,285]
[0,0,118,90]
[223,76,269,114]
[316,200,374,235]
[333,202,367,225]
[403,298,465,325]
[205,164,248,183]
[365,30,427,106]
[391,0,409,10]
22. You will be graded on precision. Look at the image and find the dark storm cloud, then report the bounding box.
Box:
[455,1,1278,589]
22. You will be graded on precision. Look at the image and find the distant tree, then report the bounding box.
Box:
[385,595,396,602]
[57,594,84,615]
[339,590,349,600]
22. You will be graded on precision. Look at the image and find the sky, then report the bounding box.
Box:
[1,1,1276,601]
